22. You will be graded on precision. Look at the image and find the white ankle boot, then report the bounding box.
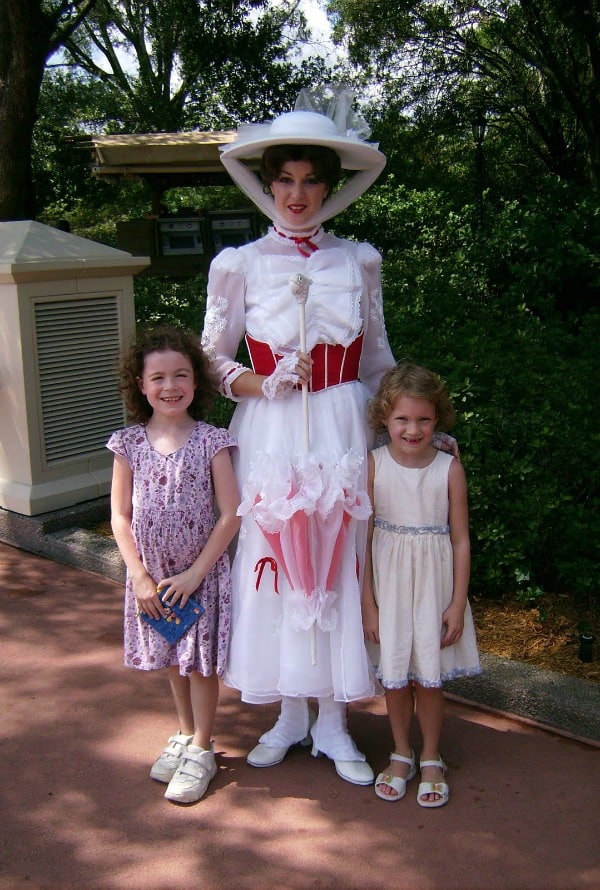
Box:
[311,696,374,786]
[247,696,314,767]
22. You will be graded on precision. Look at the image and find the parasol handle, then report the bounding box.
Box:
[289,273,316,664]
[289,273,312,452]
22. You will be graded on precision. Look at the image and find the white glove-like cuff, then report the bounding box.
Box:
[261,353,300,400]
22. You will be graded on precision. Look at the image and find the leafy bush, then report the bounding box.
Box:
[348,181,600,603]
[134,273,207,331]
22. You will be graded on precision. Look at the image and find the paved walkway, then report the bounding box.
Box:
[1,541,599,890]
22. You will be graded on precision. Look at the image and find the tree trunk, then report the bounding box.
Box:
[579,0,600,186]
[0,2,53,220]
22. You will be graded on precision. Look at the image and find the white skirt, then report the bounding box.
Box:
[372,529,481,688]
[224,381,377,703]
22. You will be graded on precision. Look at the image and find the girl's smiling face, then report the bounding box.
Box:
[385,394,438,466]
[270,160,329,231]
[138,349,196,418]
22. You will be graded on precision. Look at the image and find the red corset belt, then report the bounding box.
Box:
[246,333,364,393]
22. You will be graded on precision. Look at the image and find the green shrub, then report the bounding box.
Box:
[365,182,600,602]
[134,273,207,331]
[133,272,236,430]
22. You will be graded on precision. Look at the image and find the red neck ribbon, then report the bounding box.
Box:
[274,225,320,257]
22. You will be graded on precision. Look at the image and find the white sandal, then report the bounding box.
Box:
[374,751,417,801]
[417,758,449,808]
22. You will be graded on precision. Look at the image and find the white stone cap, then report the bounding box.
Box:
[0,220,150,282]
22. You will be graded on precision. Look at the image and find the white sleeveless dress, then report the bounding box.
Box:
[371,446,481,688]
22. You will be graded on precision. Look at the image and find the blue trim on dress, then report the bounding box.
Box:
[376,664,483,689]
[374,518,450,536]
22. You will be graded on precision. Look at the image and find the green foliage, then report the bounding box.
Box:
[340,180,600,602]
[330,0,600,188]
[60,0,324,132]
[134,272,206,331]
[32,72,99,216]
[38,176,150,242]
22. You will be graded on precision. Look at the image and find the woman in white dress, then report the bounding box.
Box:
[201,87,394,785]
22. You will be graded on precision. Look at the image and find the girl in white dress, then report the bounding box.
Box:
[201,87,395,785]
[362,363,481,807]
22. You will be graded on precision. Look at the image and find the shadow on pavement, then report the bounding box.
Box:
[1,542,599,890]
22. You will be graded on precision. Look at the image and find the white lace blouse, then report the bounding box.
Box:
[201,226,394,400]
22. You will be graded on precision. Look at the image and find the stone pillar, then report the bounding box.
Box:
[0,221,149,515]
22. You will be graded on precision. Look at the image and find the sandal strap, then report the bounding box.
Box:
[375,772,408,795]
[390,751,415,767]
[419,758,446,772]
[417,779,450,808]
[418,780,449,794]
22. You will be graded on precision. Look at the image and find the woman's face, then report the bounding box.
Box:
[270,160,329,231]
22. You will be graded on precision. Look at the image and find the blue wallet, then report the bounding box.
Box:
[141,588,204,643]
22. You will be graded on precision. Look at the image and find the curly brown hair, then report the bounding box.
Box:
[368,362,456,434]
[118,326,216,423]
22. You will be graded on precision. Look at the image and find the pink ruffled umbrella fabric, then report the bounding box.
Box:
[237,449,371,633]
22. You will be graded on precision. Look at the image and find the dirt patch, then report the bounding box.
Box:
[471,592,600,684]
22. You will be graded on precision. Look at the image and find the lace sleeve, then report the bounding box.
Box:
[357,242,395,396]
[201,248,250,400]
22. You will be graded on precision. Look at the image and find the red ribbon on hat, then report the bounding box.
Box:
[274,225,320,257]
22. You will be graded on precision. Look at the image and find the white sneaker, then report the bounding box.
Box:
[165,745,217,804]
[149,732,193,783]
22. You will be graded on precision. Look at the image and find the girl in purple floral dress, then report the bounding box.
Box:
[107,327,240,804]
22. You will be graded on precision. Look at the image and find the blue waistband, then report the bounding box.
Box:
[374,518,450,536]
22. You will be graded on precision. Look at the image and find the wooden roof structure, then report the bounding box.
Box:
[91,130,236,177]
[89,131,241,209]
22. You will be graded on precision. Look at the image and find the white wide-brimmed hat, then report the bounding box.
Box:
[220,86,386,227]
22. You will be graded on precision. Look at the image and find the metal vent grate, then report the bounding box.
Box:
[35,296,125,464]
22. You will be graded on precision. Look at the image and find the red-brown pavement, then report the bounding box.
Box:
[1,541,599,890]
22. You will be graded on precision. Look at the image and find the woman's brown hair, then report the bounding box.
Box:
[260,144,342,191]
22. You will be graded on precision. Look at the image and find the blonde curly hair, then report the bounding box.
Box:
[368,362,455,435]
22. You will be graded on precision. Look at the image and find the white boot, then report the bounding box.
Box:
[247,696,314,767]
[311,696,374,786]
